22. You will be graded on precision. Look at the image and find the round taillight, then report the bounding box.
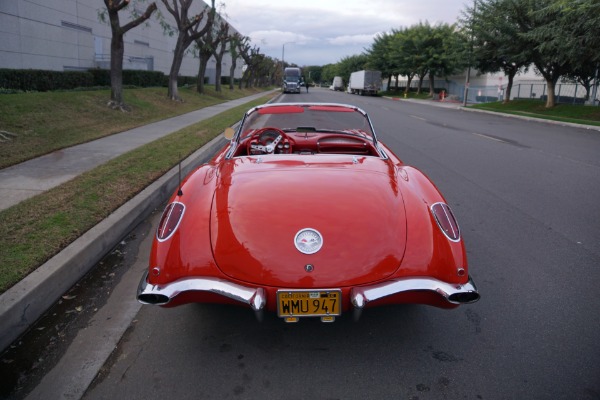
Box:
[157,202,185,241]
[431,202,460,242]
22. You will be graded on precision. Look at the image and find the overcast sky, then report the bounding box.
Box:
[218,0,470,66]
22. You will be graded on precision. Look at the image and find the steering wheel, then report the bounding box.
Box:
[247,127,293,155]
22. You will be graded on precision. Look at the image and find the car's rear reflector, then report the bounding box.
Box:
[431,202,460,242]
[157,202,185,241]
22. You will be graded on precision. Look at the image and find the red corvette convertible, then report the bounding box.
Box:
[137,102,479,322]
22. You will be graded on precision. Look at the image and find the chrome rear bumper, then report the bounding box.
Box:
[137,271,478,321]
[350,276,479,320]
[137,271,267,320]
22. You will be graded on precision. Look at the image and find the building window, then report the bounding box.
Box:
[61,21,92,33]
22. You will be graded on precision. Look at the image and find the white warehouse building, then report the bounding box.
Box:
[0,0,244,83]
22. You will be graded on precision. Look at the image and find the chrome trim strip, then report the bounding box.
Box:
[137,271,267,313]
[350,275,479,311]
[231,102,380,148]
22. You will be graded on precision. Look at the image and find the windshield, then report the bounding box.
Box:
[284,76,300,83]
[237,103,376,140]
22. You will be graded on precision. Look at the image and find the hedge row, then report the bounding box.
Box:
[87,69,167,87]
[0,69,201,92]
[0,69,94,92]
[540,94,586,105]
[476,95,501,103]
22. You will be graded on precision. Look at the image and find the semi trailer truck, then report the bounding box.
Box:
[282,67,302,93]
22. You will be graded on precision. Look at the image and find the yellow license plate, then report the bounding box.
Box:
[277,290,341,318]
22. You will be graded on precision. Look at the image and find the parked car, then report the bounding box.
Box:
[137,102,480,323]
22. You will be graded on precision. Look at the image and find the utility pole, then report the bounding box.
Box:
[591,63,599,106]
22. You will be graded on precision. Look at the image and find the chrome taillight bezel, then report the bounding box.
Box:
[430,202,461,242]
[156,202,185,242]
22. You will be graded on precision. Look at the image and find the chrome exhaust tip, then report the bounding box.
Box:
[448,291,480,304]
[138,293,170,305]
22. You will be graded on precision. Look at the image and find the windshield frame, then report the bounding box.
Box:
[232,103,379,145]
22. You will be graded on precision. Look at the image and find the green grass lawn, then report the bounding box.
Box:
[0,86,276,293]
[0,85,268,169]
[471,99,600,126]
[378,92,600,127]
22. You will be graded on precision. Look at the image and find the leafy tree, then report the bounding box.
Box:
[410,22,433,94]
[101,0,157,109]
[389,27,422,94]
[422,23,466,96]
[251,53,267,86]
[542,0,600,101]
[337,54,369,86]
[564,64,599,101]
[365,32,395,88]
[512,0,574,107]
[302,66,322,85]
[461,0,530,103]
[161,0,215,100]
[321,64,339,84]
[548,0,600,65]
[255,55,279,87]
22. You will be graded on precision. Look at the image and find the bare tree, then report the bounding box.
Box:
[227,33,245,90]
[212,22,230,92]
[161,0,215,100]
[194,18,222,94]
[238,43,260,89]
[246,46,264,87]
[103,0,157,109]
[237,40,251,89]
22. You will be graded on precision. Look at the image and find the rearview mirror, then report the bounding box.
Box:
[224,127,235,140]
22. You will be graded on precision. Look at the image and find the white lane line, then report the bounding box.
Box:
[471,132,509,143]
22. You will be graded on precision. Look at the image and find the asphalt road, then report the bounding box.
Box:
[10,88,600,399]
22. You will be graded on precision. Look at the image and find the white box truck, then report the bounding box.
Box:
[332,76,344,91]
[347,70,382,95]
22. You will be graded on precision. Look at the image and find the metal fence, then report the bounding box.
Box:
[394,79,600,105]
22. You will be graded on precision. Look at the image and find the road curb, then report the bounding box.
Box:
[0,134,227,352]
[384,96,600,131]
[460,106,600,131]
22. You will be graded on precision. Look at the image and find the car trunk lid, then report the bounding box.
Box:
[210,156,407,288]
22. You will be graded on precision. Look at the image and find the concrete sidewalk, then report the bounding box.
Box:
[384,95,465,109]
[0,90,274,212]
[0,90,276,352]
[390,96,600,131]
